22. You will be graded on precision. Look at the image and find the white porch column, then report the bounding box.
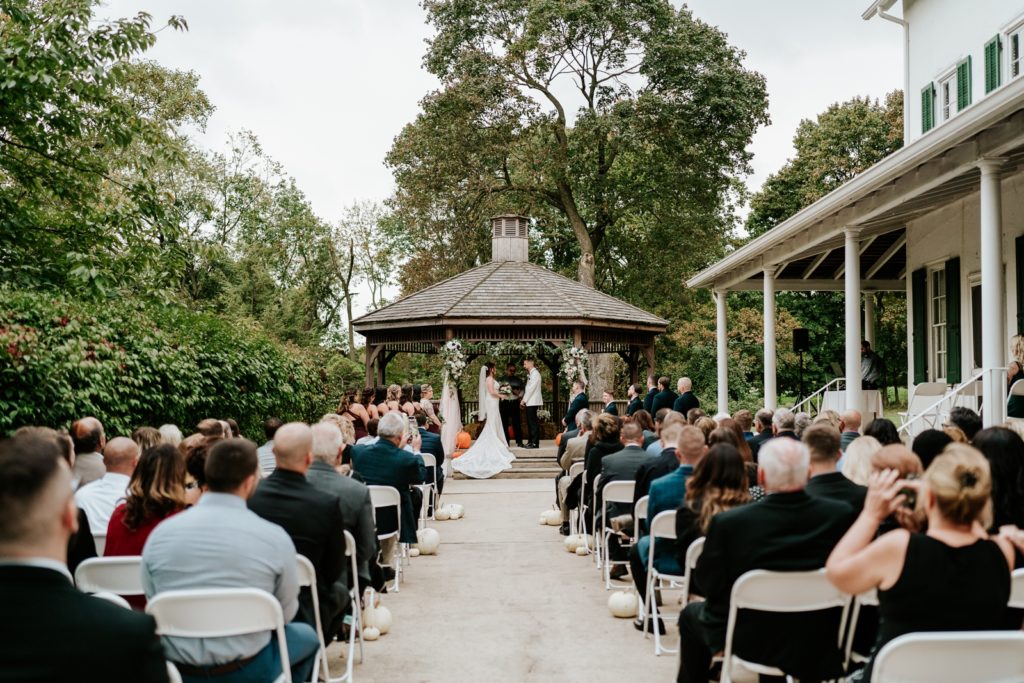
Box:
[980,158,1007,426]
[716,289,729,416]
[864,293,876,348]
[763,267,777,410]
[845,228,864,415]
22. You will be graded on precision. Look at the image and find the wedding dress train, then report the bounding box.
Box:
[453,371,516,479]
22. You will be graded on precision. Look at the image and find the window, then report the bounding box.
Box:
[1011,26,1024,79]
[939,74,955,122]
[930,267,947,381]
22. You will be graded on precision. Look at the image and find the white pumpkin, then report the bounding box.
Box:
[538,514,548,525]
[541,509,561,526]
[575,545,590,556]
[449,503,465,519]
[416,527,441,555]
[607,591,638,619]
[563,534,584,553]
[363,602,393,635]
[435,506,451,521]
[408,548,421,558]
[363,626,380,641]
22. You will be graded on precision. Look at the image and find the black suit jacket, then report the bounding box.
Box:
[693,491,855,680]
[642,387,657,414]
[805,471,867,512]
[563,393,589,431]
[0,565,168,682]
[583,439,624,503]
[603,401,619,416]
[673,391,700,416]
[748,428,772,462]
[249,469,346,631]
[632,446,677,510]
[650,389,677,416]
[626,397,642,416]
[417,427,446,474]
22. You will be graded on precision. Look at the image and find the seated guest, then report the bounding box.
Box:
[677,439,855,683]
[804,423,867,512]
[602,390,618,416]
[197,418,228,438]
[625,383,643,416]
[75,437,140,536]
[356,418,379,446]
[732,409,754,441]
[629,409,656,447]
[972,427,1024,531]
[651,376,677,416]
[631,426,706,633]
[693,416,716,442]
[257,418,282,476]
[415,411,446,494]
[556,410,592,535]
[673,377,699,416]
[248,423,346,637]
[826,446,1014,681]
[841,435,882,486]
[132,427,162,454]
[645,408,672,454]
[839,409,862,451]
[870,444,923,479]
[70,416,106,489]
[600,422,652,576]
[1009,361,1024,418]
[793,411,812,439]
[351,413,427,550]
[911,428,953,470]
[561,380,589,433]
[947,406,982,442]
[748,408,774,460]
[814,409,841,431]
[159,424,183,447]
[633,414,687,510]
[106,444,187,607]
[583,414,623,524]
[944,425,969,443]
[181,435,212,500]
[715,418,753,463]
[308,422,378,593]
[771,408,799,441]
[863,417,901,446]
[0,431,168,681]
[143,438,318,682]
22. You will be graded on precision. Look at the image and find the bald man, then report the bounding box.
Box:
[74,436,139,535]
[839,409,862,452]
[70,416,106,488]
[248,423,347,636]
[673,377,700,416]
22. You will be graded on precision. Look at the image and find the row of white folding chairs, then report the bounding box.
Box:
[75,530,363,683]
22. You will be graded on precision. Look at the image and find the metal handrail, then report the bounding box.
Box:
[791,378,846,415]
[896,369,990,435]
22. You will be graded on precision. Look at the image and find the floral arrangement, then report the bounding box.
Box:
[537,409,551,422]
[441,339,468,385]
[559,343,589,387]
[498,382,513,399]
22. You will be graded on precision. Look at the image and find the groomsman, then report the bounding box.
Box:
[602,390,619,416]
[562,380,589,435]
[521,358,543,448]
[642,375,657,414]
[626,384,643,416]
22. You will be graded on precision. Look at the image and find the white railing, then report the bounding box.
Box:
[896,369,991,437]
[791,378,846,416]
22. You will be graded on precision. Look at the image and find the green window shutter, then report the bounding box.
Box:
[945,258,961,384]
[912,268,929,384]
[921,83,935,133]
[985,35,1002,93]
[957,57,973,110]
[1016,235,1024,334]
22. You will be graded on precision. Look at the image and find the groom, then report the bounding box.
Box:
[521,358,543,449]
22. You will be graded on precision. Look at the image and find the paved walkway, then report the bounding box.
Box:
[326,478,678,682]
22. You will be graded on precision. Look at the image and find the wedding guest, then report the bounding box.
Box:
[714,418,752,463]
[562,379,589,432]
[70,416,106,489]
[357,419,379,446]
[630,409,656,446]
[583,414,623,531]
[415,411,445,494]
[131,427,162,454]
[841,435,882,486]
[944,425,969,443]
[826,446,1014,681]
[420,384,442,433]
[793,411,812,439]
[626,383,643,416]
[771,409,799,441]
[673,377,700,416]
[602,390,618,416]
[158,424,183,447]
[972,427,1024,530]
[803,423,866,512]
[693,416,716,443]
[677,439,854,683]
[686,408,707,425]
[839,409,862,451]
[645,409,672,454]
[362,387,380,421]
[633,415,688,510]
[651,376,677,416]
[870,444,923,479]
[142,438,319,682]
[556,410,592,535]
[643,374,658,414]
[181,436,212,499]
[863,417,900,446]
[197,418,228,438]
[947,406,982,441]
[732,409,755,441]
[748,408,774,460]
[75,437,140,536]
[1009,361,1024,418]
[257,418,282,475]
[225,419,240,438]
[910,429,953,470]
[0,431,169,681]
[106,444,187,607]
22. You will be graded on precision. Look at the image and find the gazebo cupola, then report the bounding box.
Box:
[491,214,529,262]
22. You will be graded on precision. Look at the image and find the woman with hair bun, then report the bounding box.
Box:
[826,444,1014,679]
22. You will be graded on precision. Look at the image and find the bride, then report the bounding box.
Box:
[453,362,516,479]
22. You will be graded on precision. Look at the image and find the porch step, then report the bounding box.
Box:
[451,440,562,479]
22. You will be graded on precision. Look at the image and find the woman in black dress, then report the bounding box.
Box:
[826,444,1015,680]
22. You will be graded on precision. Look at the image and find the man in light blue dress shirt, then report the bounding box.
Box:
[142,438,318,683]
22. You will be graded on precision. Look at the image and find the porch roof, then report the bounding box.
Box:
[688,76,1024,293]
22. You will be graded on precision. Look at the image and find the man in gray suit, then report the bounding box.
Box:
[70,416,105,489]
[307,422,378,596]
[556,410,592,535]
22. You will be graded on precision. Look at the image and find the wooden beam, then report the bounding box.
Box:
[802,250,832,279]
[865,233,908,279]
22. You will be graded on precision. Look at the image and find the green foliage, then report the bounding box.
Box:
[0,288,339,438]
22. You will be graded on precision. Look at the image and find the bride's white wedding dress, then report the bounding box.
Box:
[453,370,516,479]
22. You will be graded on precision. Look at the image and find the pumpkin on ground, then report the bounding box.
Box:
[416,528,440,555]
[435,506,451,521]
[456,431,471,449]
[564,534,584,553]
[363,626,380,641]
[448,503,464,519]
[607,591,638,618]
[363,598,393,635]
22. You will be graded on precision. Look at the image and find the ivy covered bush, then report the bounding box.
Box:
[0,288,356,438]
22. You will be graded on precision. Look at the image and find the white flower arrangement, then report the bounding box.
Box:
[441,339,468,385]
[559,343,589,387]
[537,409,551,422]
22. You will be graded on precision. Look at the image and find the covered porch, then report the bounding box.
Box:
[688,76,1024,429]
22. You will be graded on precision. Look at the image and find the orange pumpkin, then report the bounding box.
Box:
[456,430,471,449]
[554,432,562,447]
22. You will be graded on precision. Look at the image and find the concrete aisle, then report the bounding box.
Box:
[326,478,679,682]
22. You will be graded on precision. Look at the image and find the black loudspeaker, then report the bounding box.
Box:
[793,328,810,353]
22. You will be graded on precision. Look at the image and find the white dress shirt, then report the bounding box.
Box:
[74,472,130,535]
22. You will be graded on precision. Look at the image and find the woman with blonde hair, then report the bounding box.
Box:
[841,435,882,486]
[827,445,1014,680]
[383,384,402,414]
[814,409,842,430]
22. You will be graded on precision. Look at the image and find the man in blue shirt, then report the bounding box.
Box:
[630,425,707,634]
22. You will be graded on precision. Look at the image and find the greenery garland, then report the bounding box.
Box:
[441,338,592,388]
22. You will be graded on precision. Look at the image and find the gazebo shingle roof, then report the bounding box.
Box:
[353,260,668,330]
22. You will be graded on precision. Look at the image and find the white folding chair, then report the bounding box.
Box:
[1010,568,1024,609]
[872,631,1024,683]
[601,480,636,589]
[644,511,686,656]
[368,485,403,592]
[679,536,705,605]
[721,569,849,683]
[92,532,106,557]
[588,473,602,562]
[898,382,949,435]
[567,461,584,534]
[845,587,878,665]
[632,495,649,545]
[414,452,438,528]
[166,662,183,683]
[1009,382,1024,422]
[146,588,291,683]
[92,591,132,609]
[74,556,144,600]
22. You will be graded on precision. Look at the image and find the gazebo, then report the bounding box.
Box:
[352,215,669,421]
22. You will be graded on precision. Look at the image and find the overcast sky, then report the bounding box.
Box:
[101,0,903,316]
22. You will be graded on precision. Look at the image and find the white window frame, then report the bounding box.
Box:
[1004,15,1024,82]
[936,66,958,124]
[928,265,948,383]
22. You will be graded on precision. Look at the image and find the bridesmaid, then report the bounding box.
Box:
[420,384,442,434]
[362,387,380,421]
[339,388,369,441]
[400,384,417,416]
[384,384,402,414]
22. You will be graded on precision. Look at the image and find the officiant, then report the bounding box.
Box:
[499,362,525,448]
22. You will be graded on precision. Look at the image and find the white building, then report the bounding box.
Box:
[687,0,1024,433]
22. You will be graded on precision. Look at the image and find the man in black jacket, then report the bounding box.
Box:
[0,431,168,682]
[561,380,589,434]
[632,415,687,511]
[248,422,347,636]
[672,377,700,416]
[625,383,643,416]
[677,438,855,683]
[650,376,678,416]
[642,375,657,414]
[415,411,446,495]
[748,408,774,462]
[803,423,867,512]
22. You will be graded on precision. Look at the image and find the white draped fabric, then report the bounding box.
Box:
[439,379,462,477]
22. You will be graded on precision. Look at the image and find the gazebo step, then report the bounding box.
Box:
[452,466,560,480]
